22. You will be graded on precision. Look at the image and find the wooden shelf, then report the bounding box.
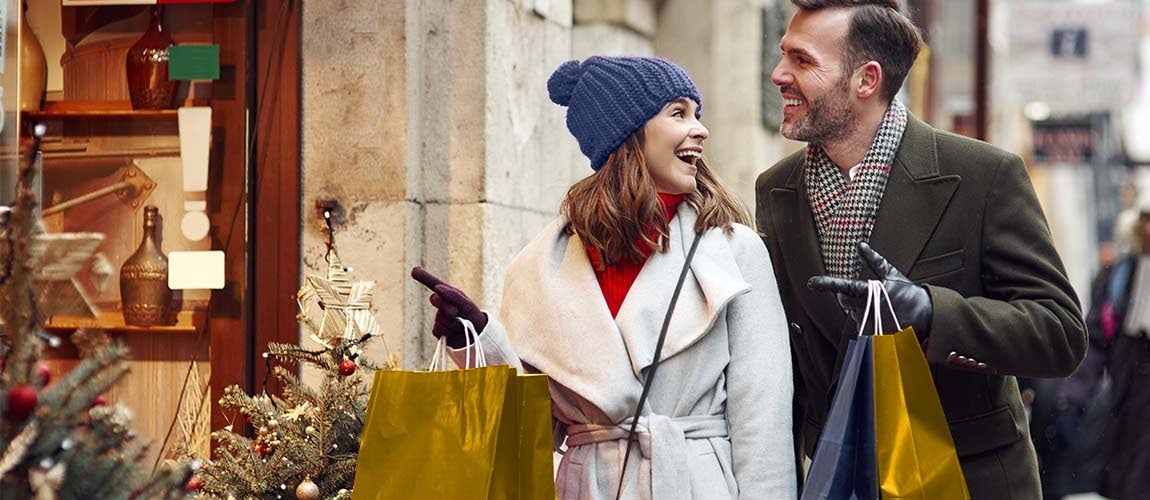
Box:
[44,148,182,161]
[23,100,209,120]
[45,309,204,334]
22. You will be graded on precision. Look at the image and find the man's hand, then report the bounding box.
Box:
[411,267,488,348]
[807,242,932,341]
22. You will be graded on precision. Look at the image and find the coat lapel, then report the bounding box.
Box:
[865,115,960,278]
[767,154,847,347]
[500,218,642,418]
[615,204,751,378]
[501,207,751,420]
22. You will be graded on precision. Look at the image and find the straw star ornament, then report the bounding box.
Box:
[297,251,380,348]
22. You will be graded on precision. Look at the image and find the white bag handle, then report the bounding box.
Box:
[855,280,904,336]
[856,280,878,337]
[426,317,487,372]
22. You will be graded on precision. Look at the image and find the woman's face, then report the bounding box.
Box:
[641,98,708,195]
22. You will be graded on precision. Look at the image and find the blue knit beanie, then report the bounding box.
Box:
[547,56,703,171]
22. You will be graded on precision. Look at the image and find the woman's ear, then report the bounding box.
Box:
[856,61,883,100]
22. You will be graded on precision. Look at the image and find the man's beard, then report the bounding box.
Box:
[779,76,854,145]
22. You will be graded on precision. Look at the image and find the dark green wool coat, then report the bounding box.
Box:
[756,114,1087,499]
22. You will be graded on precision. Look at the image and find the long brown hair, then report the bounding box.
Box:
[560,132,750,269]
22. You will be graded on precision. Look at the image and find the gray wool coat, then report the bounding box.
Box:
[452,204,797,499]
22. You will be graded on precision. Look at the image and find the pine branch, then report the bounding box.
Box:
[129,462,195,500]
[1,126,47,388]
[30,345,132,458]
[38,343,130,414]
[272,365,321,404]
[318,457,358,493]
[267,341,329,367]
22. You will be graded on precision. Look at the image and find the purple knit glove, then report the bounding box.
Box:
[411,267,488,348]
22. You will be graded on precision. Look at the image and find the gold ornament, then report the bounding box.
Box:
[295,479,320,500]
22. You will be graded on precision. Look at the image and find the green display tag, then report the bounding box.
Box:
[169,45,221,81]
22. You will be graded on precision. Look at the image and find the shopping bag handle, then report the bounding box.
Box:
[856,280,903,337]
[426,318,487,371]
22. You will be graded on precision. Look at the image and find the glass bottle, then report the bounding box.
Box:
[125,6,178,110]
[120,206,171,326]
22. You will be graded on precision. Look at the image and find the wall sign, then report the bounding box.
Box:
[1031,117,1101,164]
[1050,27,1087,59]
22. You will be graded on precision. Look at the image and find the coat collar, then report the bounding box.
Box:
[766,114,959,347]
[616,204,751,376]
[865,114,960,277]
[499,204,750,419]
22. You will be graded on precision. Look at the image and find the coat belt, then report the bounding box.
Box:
[564,414,728,499]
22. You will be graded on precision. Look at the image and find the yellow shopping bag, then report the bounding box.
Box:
[872,326,970,499]
[353,364,513,499]
[488,372,555,500]
[353,324,554,500]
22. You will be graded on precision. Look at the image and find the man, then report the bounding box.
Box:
[1084,209,1150,500]
[754,1,1086,498]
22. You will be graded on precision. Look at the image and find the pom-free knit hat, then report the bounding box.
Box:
[547,56,702,171]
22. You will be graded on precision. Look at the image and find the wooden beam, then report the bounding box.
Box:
[209,0,253,433]
[252,0,301,397]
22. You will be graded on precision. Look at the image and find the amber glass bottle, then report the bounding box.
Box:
[125,6,178,109]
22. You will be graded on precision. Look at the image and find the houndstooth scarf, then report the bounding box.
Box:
[806,100,908,278]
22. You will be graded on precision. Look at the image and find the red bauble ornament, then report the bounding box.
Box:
[338,359,357,376]
[6,385,38,420]
[92,394,108,407]
[34,361,52,385]
[185,475,204,492]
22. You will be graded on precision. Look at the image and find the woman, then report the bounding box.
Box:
[412,55,796,499]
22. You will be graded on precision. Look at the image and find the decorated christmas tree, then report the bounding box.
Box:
[194,210,395,499]
[0,126,196,499]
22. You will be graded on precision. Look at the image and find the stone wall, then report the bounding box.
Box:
[301,0,793,369]
[657,0,801,208]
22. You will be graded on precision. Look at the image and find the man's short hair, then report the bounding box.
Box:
[792,0,923,102]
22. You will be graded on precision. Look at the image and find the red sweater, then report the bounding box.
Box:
[586,193,686,317]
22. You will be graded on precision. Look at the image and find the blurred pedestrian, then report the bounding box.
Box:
[1092,209,1150,499]
[1027,241,1118,499]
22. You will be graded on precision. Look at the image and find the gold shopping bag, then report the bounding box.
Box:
[488,372,555,500]
[354,320,554,500]
[872,326,970,499]
[353,363,515,499]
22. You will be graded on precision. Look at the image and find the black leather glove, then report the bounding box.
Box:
[411,267,488,348]
[807,242,932,342]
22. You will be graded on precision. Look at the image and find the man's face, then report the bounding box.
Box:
[771,8,858,145]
